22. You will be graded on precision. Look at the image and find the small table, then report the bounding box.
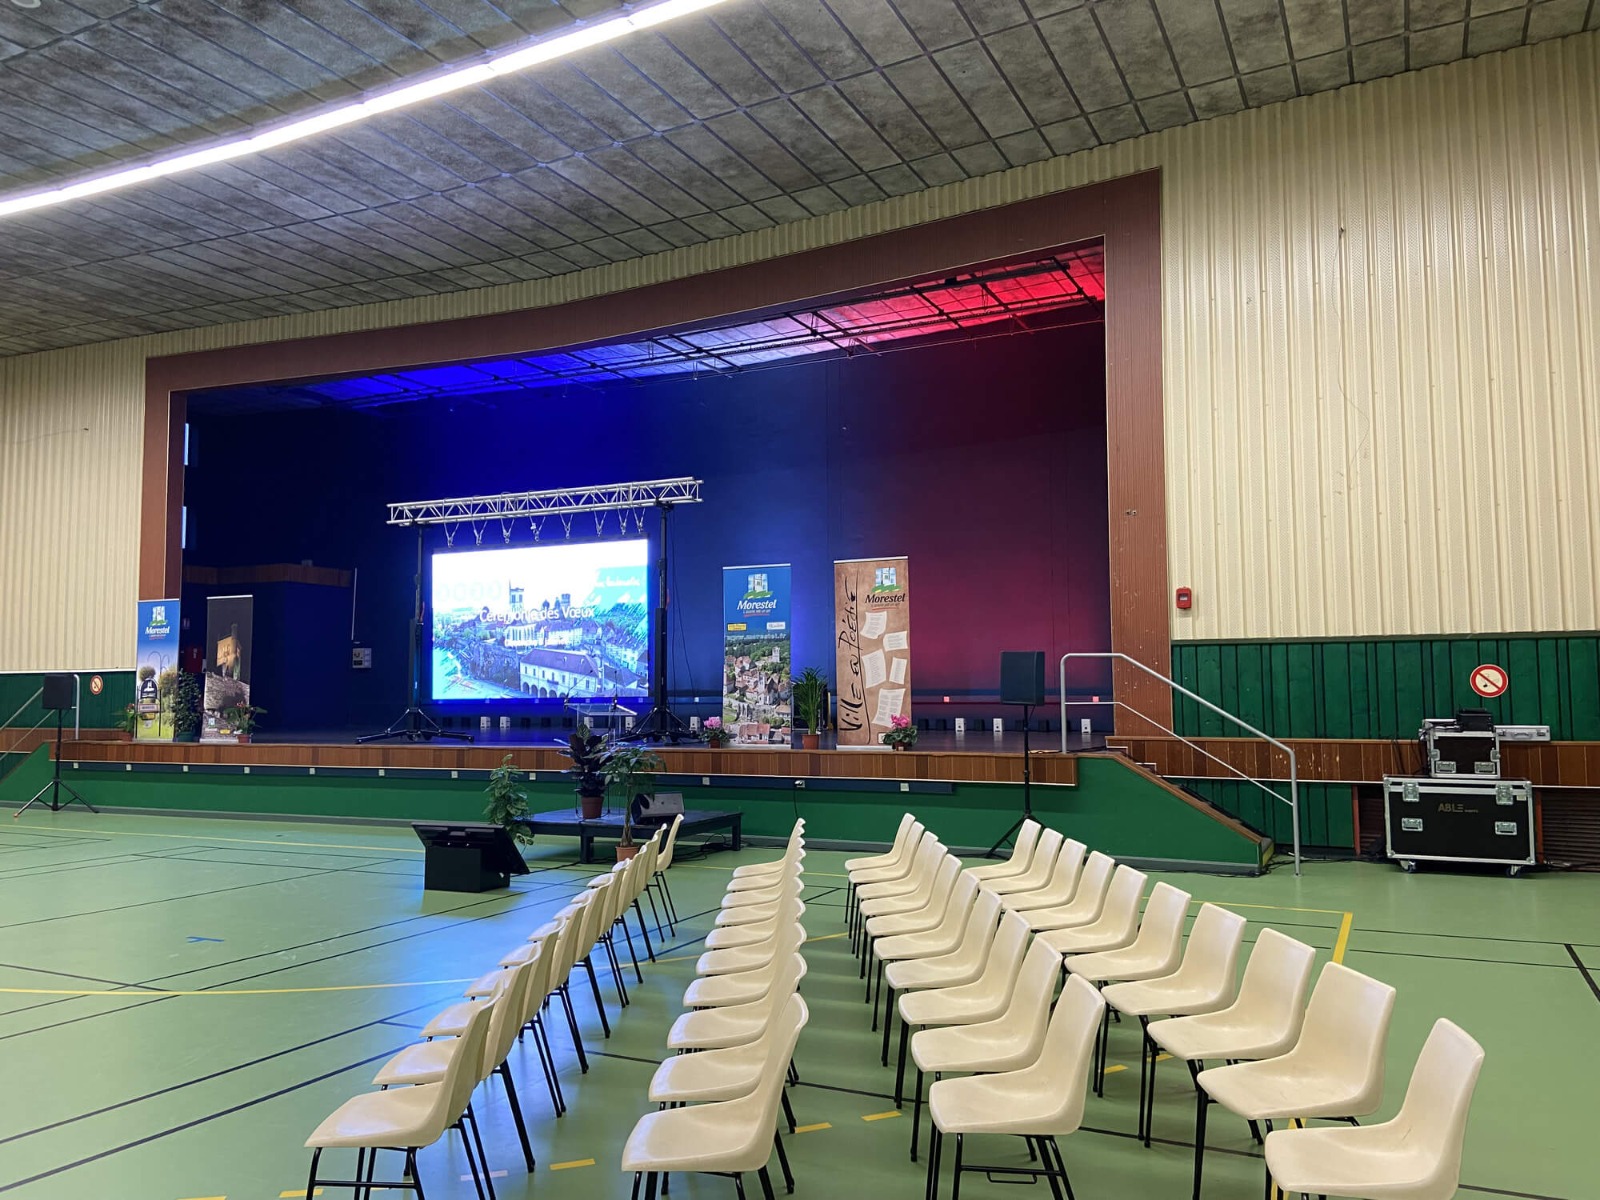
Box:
[519,808,743,864]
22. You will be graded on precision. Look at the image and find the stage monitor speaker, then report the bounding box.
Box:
[42,674,74,711]
[1000,651,1045,706]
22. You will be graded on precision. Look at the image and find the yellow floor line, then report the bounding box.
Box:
[1202,900,1351,917]
[794,1122,832,1133]
[550,1159,595,1170]
[862,1110,902,1121]
[1332,911,1355,963]
[1104,1064,1127,1074]
[0,978,472,998]
[805,932,847,944]
[7,823,424,854]
[279,1190,323,1198]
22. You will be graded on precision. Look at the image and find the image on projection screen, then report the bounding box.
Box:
[430,540,651,702]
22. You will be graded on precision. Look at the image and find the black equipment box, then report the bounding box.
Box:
[412,821,530,892]
[1382,776,1535,873]
[1420,721,1500,778]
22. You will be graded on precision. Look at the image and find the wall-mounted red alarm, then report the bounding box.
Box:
[1175,587,1192,610]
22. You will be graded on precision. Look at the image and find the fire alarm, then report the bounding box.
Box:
[1175,587,1192,610]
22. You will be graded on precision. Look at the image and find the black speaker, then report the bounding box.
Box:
[999,651,1045,706]
[42,674,74,711]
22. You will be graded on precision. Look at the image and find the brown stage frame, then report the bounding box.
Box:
[141,169,1170,726]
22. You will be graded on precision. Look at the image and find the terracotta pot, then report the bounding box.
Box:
[580,793,604,820]
[616,844,639,861]
[892,742,907,751]
[801,733,820,750]
[236,734,251,745]
[115,730,133,742]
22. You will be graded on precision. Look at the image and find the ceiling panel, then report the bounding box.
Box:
[0,0,1586,357]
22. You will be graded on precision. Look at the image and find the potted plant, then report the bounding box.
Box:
[484,754,535,845]
[605,743,662,860]
[224,703,265,743]
[115,703,138,741]
[172,670,202,743]
[881,712,918,751]
[701,715,732,748]
[792,667,827,750]
[562,723,612,820]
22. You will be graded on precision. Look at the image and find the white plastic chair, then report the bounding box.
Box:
[715,875,804,928]
[1001,837,1086,912]
[893,909,1032,1105]
[696,895,805,977]
[982,827,1065,897]
[1064,880,1191,1095]
[667,952,806,1052]
[1147,928,1317,1198]
[1019,850,1114,930]
[907,935,1064,1161]
[848,820,927,936]
[682,920,805,1009]
[624,992,809,1200]
[862,856,963,942]
[1037,863,1147,955]
[962,818,1041,882]
[648,812,685,929]
[1264,1018,1485,1200]
[845,812,915,873]
[1198,960,1396,1130]
[924,974,1105,1200]
[1102,902,1248,1144]
[304,995,495,1199]
[877,886,1003,1039]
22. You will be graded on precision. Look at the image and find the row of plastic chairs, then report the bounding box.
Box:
[846,814,1487,1200]
[623,820,811,1200]
[301,817,684,1199]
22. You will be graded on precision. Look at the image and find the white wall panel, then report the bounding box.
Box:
[1,33,1597,668]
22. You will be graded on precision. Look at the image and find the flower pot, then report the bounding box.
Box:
[236,734,251,745]
[174,731,198,743]
[579,793,604,820]
[115,730,133,742]
[892,742,908,751]
[801,733,820,750]
[616,844,639,862]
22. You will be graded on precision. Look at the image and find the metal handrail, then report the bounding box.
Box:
[1059,652,1300,876]
[0,688,49,784]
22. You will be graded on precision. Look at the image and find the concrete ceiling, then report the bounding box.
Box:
[0,0,1591,358]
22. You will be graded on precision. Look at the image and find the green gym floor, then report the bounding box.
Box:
[0,811,1593,1200]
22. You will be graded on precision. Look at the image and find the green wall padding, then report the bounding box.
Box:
[1172,635,1600,741]
[0,670,137,732]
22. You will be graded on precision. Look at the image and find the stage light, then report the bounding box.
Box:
[0,0,732,221]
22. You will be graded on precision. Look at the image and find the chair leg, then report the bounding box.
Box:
[1047,1137,1076,1200]
[498,1061,537,1172]
[1192,1078,1209,1200]
[558,985,590,1073]
[950,1133,964,1200]
[603,934,630,1006]
[733,1172,747,1200]
[633,899,657,961]
[758,1166,777,1200]
[632,1173,643,1200]
[910,1067,924,1162]
[881,985,894,1065]
[773,1130,795,1193]
[895,1019,911,1107]
[353,1148,367,1200]
[643,882,666,937]
[456,1119,487,1200]
[871,960,885,1032]
[582,955,613,1037]
[531,1014,566,1114]
[409,1148,427,1200]
[305,1149,322,1200]
[1033,1138,1064,1200]
[644,1172,659,1200]
[780,1087,797,1134]
[618,916,644,983]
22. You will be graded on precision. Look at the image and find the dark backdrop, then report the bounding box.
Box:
[185,322,1112,731]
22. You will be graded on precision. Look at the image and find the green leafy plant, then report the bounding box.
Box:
[604,743,662,848]
[561,723,612,798]
[791,667,828,735]
[880,713,918,748]
[485,754,534,845]
[117,703,139,734]
[223,704,265,736]
[172,670,202,740]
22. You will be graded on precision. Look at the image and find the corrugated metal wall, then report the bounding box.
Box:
[2,33,1597,670]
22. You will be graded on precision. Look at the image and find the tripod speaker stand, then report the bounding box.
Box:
[986,651,1045,858]
[624,500,693,744]
[15,677,96,817]
[359,524,473,745]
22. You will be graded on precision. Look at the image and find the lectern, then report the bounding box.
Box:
[411,821,530,892]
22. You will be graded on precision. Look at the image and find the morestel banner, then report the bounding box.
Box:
[834,557,911,747]
[202,594,254,742]
[134,599,180,741]
[722,565,793,746]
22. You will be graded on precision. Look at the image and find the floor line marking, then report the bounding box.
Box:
[7,824,424,855]
[1332,911,1354,964]
[1565,944,1600,1006]
[794,1122,831,1133]
[862,1110,902,1121]
[0,978,473,997]
[550,1158,595,1170]
[460,1171,509,1180]
[655,930,846,964]
[280,1190,323,1198]
[1202,900,1350,917]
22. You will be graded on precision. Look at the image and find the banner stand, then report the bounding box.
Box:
[722,565,793,746]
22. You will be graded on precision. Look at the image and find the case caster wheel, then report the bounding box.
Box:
[1399,859,1417,874]
[1506,865,1524,878]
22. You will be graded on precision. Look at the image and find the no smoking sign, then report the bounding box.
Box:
[1470,663,1508,699]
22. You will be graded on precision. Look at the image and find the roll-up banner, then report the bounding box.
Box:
[833,557,910,748]
[722,565,792,746]
[134,599,180,741]
[202,594,254,742]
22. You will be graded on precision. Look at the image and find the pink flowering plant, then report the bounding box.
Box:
[701,715,732,748]
[881,712,918,748]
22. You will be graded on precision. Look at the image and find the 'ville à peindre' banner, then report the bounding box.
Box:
[833,557,910,748]
[722,565,793,746]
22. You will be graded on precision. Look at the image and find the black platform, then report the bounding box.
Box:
[519,808,743,864]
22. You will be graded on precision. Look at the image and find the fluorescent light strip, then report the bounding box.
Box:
[0,0,730,220]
